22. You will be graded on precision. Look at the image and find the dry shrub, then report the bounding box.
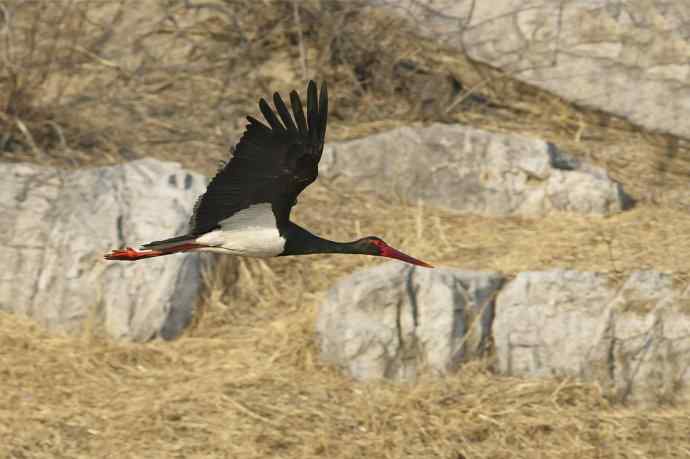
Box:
[0,1,121,163]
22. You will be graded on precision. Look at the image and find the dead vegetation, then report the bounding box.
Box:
[0,1,121,163]
[3,311,690,459]
[1,1,690,457]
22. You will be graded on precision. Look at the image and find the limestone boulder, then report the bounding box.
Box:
[320,123,627,217]
[0,158,207,341]
[494,270,690,405]
[316,262,504,381]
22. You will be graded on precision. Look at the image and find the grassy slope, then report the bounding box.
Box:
[1,1,689,457]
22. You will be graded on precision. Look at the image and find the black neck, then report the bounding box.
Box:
[280,223,364,256]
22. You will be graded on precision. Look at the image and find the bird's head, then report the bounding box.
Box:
[355,236,433,268]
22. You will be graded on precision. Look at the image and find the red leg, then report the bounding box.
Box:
[104,243,204,261]
[104,247,164,261]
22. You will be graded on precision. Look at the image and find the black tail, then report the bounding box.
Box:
[141,234,196,251]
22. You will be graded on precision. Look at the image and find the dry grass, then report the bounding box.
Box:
[3,192,690,457]
[2,1,690,457]
[2,280,690,458]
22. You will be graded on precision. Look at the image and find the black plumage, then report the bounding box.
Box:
[144,81,328,249]
[190,80,328,234]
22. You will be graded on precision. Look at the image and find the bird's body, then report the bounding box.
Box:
[195,203,286,257]
[105,81,431,268]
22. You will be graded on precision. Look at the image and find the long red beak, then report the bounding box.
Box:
[380,245,433,268]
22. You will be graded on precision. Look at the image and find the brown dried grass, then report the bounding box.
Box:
[2,191,690,457]
[2,1,690,457]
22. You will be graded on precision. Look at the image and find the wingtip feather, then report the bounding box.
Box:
[251,81,327,143]
[307,80,317,93]
[307,81,319,142]
[318,81,328,143]
[290,89,308,136]
[259,98,285,132]
[273,92,298,134]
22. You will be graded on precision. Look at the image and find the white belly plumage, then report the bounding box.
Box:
[194,203,286,258]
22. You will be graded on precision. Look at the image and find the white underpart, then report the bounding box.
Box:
[195,203,286,257]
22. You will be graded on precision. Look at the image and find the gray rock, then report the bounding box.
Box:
[493,270,614,378]
[494,270,690,405]
[0,158,207,341]
[372,0,690,140]
[316,262,504,381]
[320,123,626,216]
[320,265,690,404]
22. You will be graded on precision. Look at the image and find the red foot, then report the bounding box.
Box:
[104,243,204,261]
[104,247,163,261]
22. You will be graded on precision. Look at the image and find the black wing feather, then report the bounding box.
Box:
[245,116,271,134]
[188,81,329,235]
[259,98,285,132]
[318,83,328,144]
[307,81,319,144]
[290,90,308,136]
[274,93,298,135]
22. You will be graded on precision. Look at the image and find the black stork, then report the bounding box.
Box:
[104,81,432,268]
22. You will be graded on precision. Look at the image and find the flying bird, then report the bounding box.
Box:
[104,81,432,268]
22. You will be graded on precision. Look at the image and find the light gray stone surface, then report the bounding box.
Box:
[319,266,690,404]
[494,270,690,405]
[373,0,690,140]
[316,262,504,381]
[320,123,627,216]
[0,158,207,341]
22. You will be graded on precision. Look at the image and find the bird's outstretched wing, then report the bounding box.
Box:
[189,80,328,235]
